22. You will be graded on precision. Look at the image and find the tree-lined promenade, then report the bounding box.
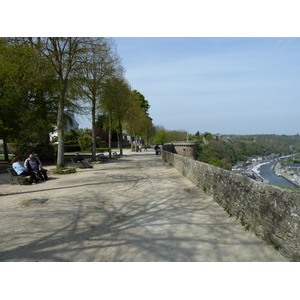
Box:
[2,37,300,178]
[0,37,152,165]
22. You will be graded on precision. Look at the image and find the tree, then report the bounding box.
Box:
[0,38,57,161]
[153,129,168,144]
[64,129,80,145]
[132,90,150,116]
[28,37,89,166]
[76,38,122,160]
[100,77,132,156]
[123,91,153,150]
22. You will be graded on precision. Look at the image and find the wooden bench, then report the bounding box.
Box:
[7,168,29,185]
[112,152,121,159]
[71,158,82,166]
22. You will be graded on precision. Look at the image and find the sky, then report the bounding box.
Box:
[103,37,299,136]
[4,2,299,136]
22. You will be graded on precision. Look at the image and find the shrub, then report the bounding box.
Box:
[78,134,92,151]
[96,148,109,153]
[64,144,81,152]
[52,166,76,174]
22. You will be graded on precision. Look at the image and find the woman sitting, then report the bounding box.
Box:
[12,156,39,185]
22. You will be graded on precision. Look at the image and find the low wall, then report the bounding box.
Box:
[162,150,300,261]
[163,142,197,160]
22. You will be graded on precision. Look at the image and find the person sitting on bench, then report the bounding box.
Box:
[24,153,49,181]
[74,152,91,168]
[12,156,39,185]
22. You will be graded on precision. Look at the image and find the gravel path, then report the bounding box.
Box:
[0,149,287,261]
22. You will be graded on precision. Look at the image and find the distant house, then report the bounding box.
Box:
[50,110,79,141]
[65,111,79,132]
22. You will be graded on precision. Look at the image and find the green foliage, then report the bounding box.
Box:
[203,132,214,141]
[78,134,92,151]
[152,126,187,144]
[283,159,300,164]
[132,90,150,116]
[241,219,250,231]
[275,185,300,193]
[195,133,300,170]
[153,130,167,144]
[209,157,223,168]
[52,166,76,174]
[0,38,57,161]
[96,148,109,153]
[18,177,31,185]
[64,144,81,152]
[0,38,154,166]
[223,205,233,217]
[64,129,81,145]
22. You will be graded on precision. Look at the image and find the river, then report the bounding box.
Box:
[258,162,299,189]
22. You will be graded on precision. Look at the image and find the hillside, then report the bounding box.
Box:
[196,134,300,170]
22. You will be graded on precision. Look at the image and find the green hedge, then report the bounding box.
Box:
[96,148,109,153]
[64,144,81,152]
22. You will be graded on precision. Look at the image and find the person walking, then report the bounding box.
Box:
[154,144,160,155]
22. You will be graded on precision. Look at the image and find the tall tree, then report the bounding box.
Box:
[0,38,57,160]
[76,38,123,160]
[28,37,88,166]
[132,90,150,116]
[123,91,153,150]
[100,77,132,156]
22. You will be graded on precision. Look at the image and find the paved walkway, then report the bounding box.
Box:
[0,149,287,261]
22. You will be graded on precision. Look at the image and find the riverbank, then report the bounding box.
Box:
[274,162,300,188]
[233,155,300,191]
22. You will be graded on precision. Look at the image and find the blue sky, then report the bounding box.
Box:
[107,37,300,135]
[5,3,298,136]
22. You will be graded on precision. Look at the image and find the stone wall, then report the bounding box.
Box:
[163,141,197,160]
[162,150,300,261]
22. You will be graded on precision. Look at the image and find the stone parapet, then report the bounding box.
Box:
[163,141,197,160]
[162,150,300,261]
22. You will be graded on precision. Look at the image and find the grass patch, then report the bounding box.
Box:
[240,219,250,231]
[275,185,300,193]
[0,155,14,161]
[223,205,233,217]
[52,166,76,174]
[266,240,281,251]
[14,177,31,185]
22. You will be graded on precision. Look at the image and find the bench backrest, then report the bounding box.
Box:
[7,168,18,176]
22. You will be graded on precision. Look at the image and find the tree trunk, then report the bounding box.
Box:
[56,101,65,166]
[3,138,9,161]
[135,135,138,152]
[130,130,134,152]
[118,119,123,156]
[108,113,112,158]
[91,98,96,161]
[56,84,66,167]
